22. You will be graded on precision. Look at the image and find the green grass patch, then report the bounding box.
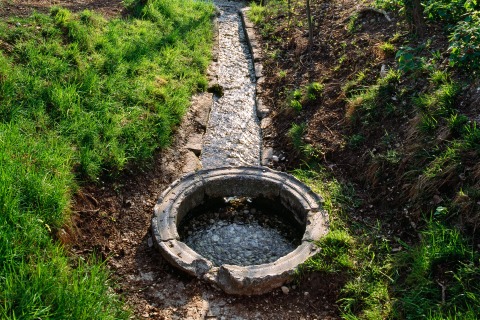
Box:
[394,220,480,319]
[295,168,393,319]
[346,69,401,124]
[0,0,214,179]
[0,0,214,317]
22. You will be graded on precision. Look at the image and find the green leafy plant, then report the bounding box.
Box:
[289,88,303,111]
[396,46,422,72]
[347,13,359,33]
[449,13,480,70]
[379,41,396,56]
[424,0,477,23]
[306,81,324,100]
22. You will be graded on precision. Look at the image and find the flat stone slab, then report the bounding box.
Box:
[151,166,329,295]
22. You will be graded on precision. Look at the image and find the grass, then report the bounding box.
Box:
[346,69,401,124]
[0,0,214,317]
[296,166,479,320]
[394,220,480,319]
[294,168,394,319]
[1,0,213,179]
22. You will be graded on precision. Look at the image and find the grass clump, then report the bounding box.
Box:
[0,124,128,319]
[0,0,214,317]
[346,69,401,123]
[394,220,480,319]
[295,168,393,319]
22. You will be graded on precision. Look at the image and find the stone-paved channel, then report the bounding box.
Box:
[201,0,261,168]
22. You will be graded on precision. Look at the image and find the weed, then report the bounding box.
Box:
[379,41,396,56]
[346,69,400,122]
[448,113,469,137]
[277,69,287,78]
[289,88,303,111]
[348,134,365,149]
[306,81,324,100]
[342,70,368,96]
[463,122,480,153]
[347,13,359,33]
[430,70,450,85]
[290,99,303,111]
[415,80,460,135]
[288,123,306,151]
[394,220,480,318]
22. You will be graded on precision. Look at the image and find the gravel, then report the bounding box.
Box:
[179,198,302,266]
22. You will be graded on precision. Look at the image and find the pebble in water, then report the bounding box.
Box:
[179,198,302,266]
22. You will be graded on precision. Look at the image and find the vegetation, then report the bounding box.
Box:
[249,0,479,318]
[0,0,214,317]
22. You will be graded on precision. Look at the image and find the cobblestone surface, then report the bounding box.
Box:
[201,0,261,168]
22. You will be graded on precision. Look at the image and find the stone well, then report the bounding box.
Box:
[151,166,328,295]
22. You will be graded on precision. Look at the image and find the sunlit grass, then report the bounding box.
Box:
[0,0,214,317]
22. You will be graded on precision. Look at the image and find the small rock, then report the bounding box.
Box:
[281,286,290,294]
[304,291,309,296]
[272,155,279,163]
[147,237,153,248]
[212,235,220,242]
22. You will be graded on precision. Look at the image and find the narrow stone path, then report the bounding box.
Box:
[201,0,261,168]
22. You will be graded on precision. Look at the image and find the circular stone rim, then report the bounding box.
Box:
[151,166,329,295]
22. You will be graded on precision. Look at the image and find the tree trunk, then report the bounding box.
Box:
[288,0,292,25]
[408,0,426,37]
[306,0,314,49]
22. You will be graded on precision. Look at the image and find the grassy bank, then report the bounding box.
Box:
[0,0,214,317]
[248,0,479,318]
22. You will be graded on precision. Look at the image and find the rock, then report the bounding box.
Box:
[185,133,204,156]
[261,147,274,165]
[255,63,263,79]
[256,98,270,119]
[260,117,272,129]
[190,93,213,129]
[281,286,290,294]
[147,237,153,248]
[182,151,202,173]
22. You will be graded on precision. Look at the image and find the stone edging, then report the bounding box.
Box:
[151,166,329,295]
[239,8,271,123]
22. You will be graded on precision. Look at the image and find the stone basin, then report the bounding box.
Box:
[151,166,329,295]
